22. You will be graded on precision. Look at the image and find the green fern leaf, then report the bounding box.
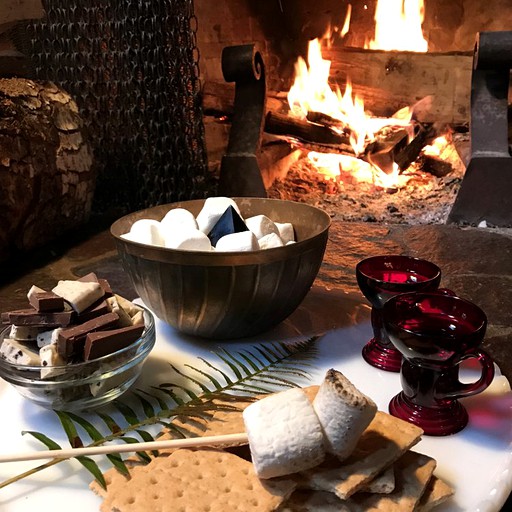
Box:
[2,336,320,490]
[56,411,83,448]
[76,456,107,490]
[22,431,62,451]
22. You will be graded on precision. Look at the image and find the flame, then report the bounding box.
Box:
[286,0,430,188]
[366,0,428,52]
[287,37,414,187]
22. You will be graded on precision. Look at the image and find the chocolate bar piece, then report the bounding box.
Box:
[28,291,65,313]
[84,324,145,360]
[57,312,119,358]
[2,309,74,327]
[76,299,110,323]
[52,280,105,314]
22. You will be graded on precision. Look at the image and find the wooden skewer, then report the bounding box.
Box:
[0,432,249,463]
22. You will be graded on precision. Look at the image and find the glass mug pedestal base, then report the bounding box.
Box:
[362,338,402,373]
[389,391,469,436]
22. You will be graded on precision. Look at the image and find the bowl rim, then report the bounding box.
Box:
[110,197,331,264]
[0,306,155,373]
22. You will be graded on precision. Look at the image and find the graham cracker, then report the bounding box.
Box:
[418,475,455,511]
[296,411,423,499]
[278,490,351,512]
[90,396,253,498]
[361,465,395,494]
[98,448,297,512]
[281,451,436,512]
[344,450,437,511]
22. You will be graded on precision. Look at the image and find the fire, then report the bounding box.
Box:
[286,0,430,188]
[287,37,413,186]
[366,0,428,52]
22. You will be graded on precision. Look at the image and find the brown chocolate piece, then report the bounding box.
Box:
[84,324,145,360]
[76,299,110,323]
[57,312,119,359]
[2,308,74,327]
[28,291,65,313]
[78,273,113,297]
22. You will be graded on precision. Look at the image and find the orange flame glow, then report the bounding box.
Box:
[366,0,428,52]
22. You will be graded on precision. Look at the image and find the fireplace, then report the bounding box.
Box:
[196,0,512,226]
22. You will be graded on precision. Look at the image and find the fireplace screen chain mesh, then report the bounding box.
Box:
[16,0,210,213]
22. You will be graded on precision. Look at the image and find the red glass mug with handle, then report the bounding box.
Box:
[356,255,442,372]
[382,291,495,436]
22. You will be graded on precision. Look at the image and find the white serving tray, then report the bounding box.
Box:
[0,287,510,511]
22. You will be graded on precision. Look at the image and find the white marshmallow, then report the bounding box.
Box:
[52,280,104,314]
[163,228,212,251]
[215,231,259,252]
[160,208,198,231]
[275,222,295,244]
[40,344,67,379]
[122,219,165,247]
[242,387,325,479]
[313,369,377,461]
[245,215,280,240]
[196,197,241,234]
[258,232,284,250]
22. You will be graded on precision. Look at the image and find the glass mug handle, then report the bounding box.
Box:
[435,349,495,400]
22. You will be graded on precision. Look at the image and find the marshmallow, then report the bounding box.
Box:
[245,215,280,240]
[163,228,212,251]
[52,280,105,314]
[258,232,284,250]
[215,231,259,252]
[160,208,198,231]
[121,219,165,247]
[275,222,295,244]
[196,197,242,234]
[313,369,377,461]
[40,343,67,379]
[242,387,325,479]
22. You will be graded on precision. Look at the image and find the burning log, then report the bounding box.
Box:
[323,46,473,125]
[264,111,353,152]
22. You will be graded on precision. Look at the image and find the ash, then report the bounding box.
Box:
[267,151,465,226]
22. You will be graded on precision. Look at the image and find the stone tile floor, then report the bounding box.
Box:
[1,218,511,509]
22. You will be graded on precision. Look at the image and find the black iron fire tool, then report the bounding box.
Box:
[448,31,512,227]
[218,44,267,197]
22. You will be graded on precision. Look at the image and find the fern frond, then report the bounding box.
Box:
[0,336,319,490]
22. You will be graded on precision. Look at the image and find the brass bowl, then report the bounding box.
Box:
[110,198,330,339]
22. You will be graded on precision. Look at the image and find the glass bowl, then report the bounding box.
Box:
[0,308,155,411]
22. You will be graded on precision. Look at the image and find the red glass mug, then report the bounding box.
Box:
[382,292,495,436]
[356,255,442,372]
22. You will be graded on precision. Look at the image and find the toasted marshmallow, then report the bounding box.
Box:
[313,369,377,461]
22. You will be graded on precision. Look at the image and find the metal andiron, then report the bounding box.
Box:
[448,31,512,227]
